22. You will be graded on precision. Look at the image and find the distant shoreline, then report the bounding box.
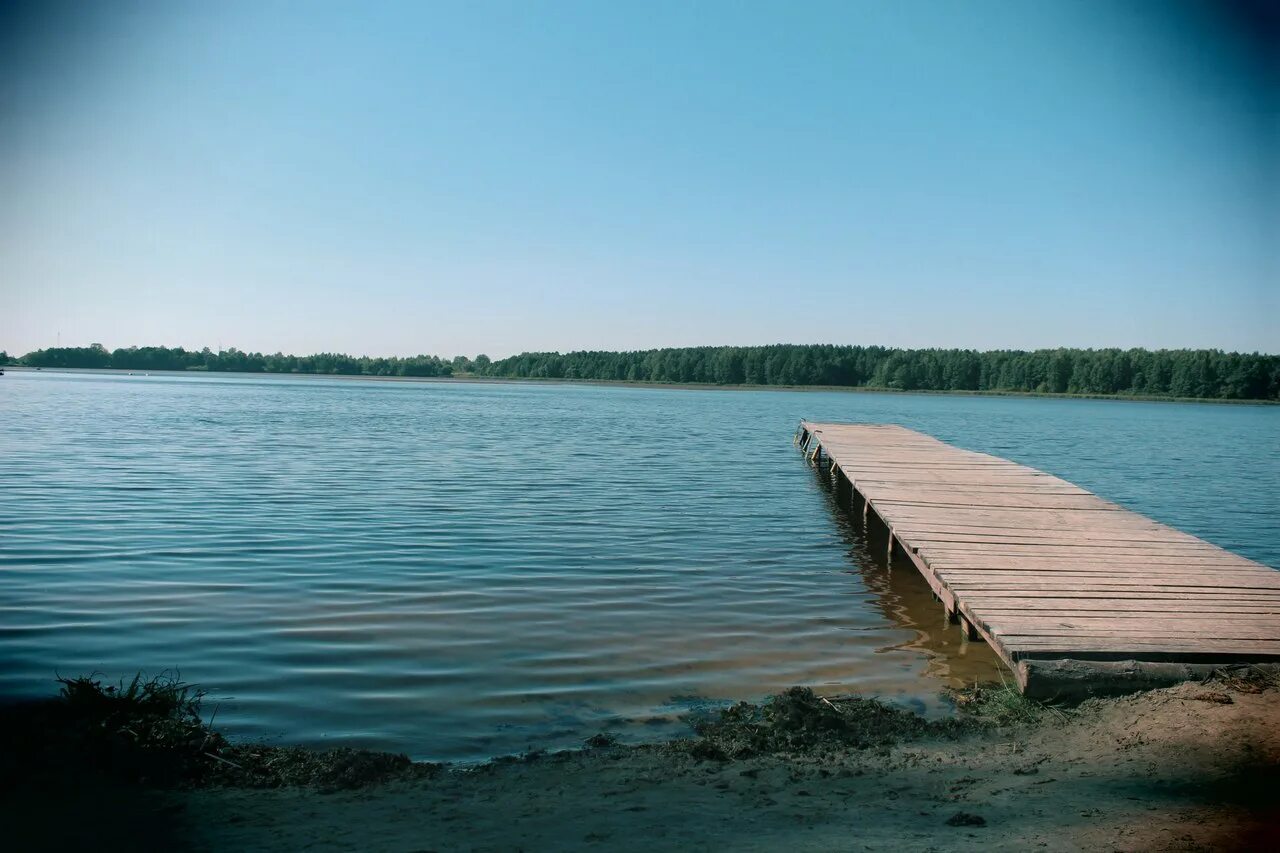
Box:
[7,364,1277,405]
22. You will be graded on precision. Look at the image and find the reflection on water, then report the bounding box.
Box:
[810,463,1008,692]
[1,371,1274,761]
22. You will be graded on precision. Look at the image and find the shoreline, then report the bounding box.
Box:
[7,365,1276,406]
[4,674,1279,850]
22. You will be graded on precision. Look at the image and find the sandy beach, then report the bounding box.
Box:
[7,677,1277,852]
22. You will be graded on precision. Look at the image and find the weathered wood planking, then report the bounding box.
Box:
[796,421,1280,697]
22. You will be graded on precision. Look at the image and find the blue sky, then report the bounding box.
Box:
[1,0,1275,357]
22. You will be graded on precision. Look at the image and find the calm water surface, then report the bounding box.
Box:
[1,371,1276,761]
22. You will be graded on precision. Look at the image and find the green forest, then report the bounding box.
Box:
[7,343,1278,400]
[9,344,457,378]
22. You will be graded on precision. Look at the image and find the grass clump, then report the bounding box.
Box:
[687,687,944,759]
[950,677,1069,726]
[0,673,215,788]
[0,673,436,791]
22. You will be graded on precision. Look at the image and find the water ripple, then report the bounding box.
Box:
[0,371,1276,761]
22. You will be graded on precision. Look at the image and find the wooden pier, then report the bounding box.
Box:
[796,421,1280,698]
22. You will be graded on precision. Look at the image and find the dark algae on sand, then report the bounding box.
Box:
[3,676,1021,795]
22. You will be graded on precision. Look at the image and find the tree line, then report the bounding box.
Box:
[6,343,1277,400]
[11,344,461,378]
[477,345,1278,400]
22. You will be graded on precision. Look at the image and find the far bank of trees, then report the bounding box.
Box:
[474,346,1279,401]
[9,343,1279,401]
[16,344,453,377]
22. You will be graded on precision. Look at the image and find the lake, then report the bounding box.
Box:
[1,370,1276,761]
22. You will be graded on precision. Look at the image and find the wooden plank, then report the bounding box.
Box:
[907,534,1228,550]
[887,516,1181,533]
[913,536,1236,550]
[998,640,1280,651]
[875,499,1116,512]
[919,549,1247,563]
[874,495,1122,510]
[962,590,1280,599]
[852,481,1092,495]
[937,574,1279,588]
[930,566,1258,579]
[925,561,1249,573]
[915,541,1236,554]
[798,420,1280,693]
[1002,638,1280,653]
[942,581,1280,592]
[888,516,1196,530]
[976,606,1280,615]
[924,551,1254,561]
[984,620,1280,638]
[893,527,1207,544]
[965,597,1280,608]
[1000,636,1280,650]
[927,562,1274,575]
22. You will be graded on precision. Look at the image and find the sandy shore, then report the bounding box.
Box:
[10,678,1276,852]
